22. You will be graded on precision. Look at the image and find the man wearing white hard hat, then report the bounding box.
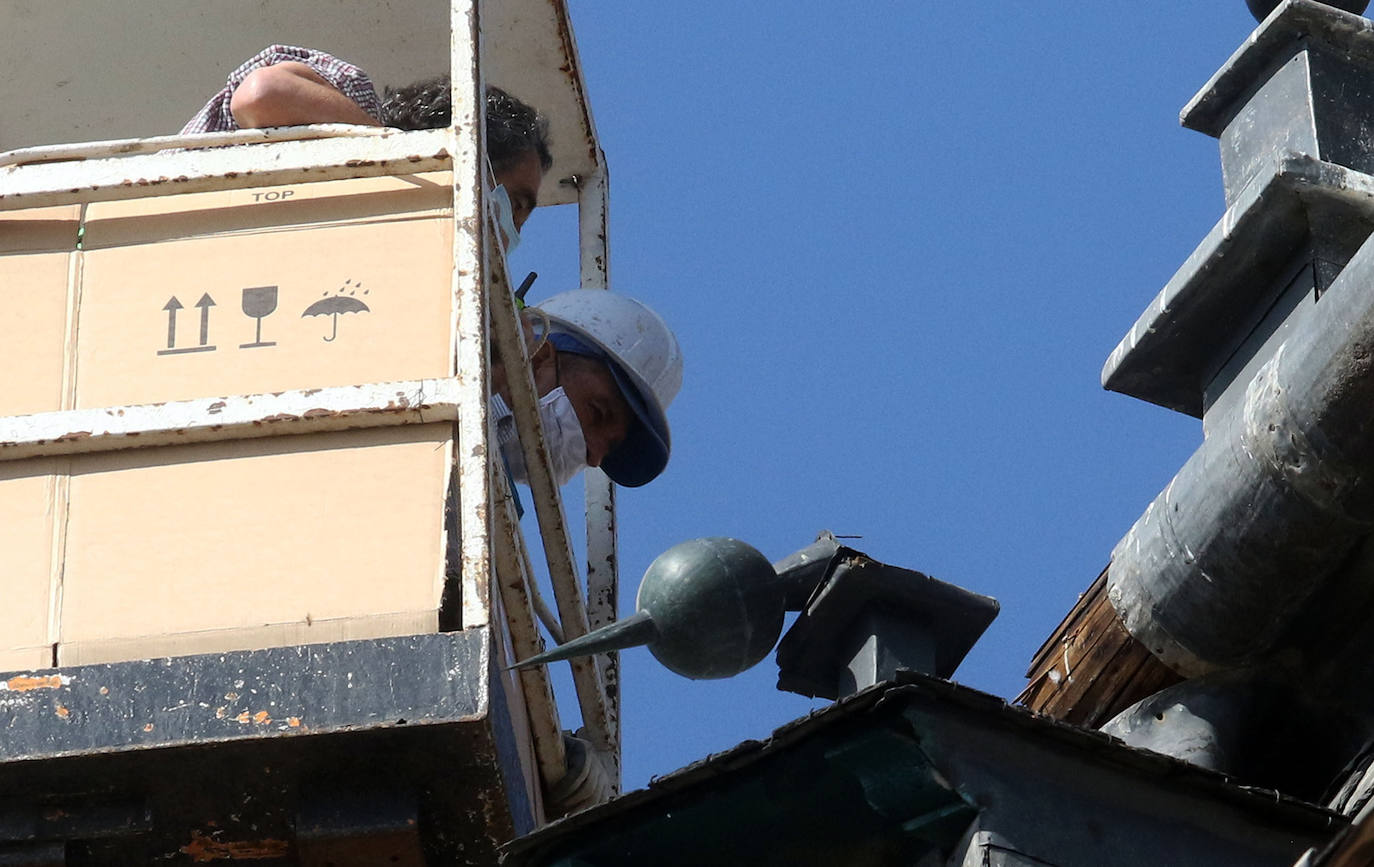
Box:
[490,289,683,488]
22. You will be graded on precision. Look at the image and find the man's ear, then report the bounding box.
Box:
[529,340,558,396]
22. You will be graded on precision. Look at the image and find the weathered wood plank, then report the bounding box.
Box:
[1018,565,1182,729]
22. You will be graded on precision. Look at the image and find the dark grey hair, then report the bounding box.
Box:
[380,80,552,173]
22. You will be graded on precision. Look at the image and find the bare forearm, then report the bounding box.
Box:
[230,62,380,128]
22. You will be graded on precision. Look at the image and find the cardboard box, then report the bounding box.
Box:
[0,203,81,254]
[0,206,79,670]
[78,174,455,407]
[0,458,63,672]
[0,176,467,669]
[0,205,79,417]
[59,424,452,665]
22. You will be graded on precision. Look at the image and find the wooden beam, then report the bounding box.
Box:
[1018,565,1182,729]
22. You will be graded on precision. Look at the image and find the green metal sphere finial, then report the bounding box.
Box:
[512,537,785,680]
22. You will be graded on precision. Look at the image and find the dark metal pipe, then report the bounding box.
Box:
[1109,226,1374,675]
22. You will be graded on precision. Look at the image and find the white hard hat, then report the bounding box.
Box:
[534,290,684,487]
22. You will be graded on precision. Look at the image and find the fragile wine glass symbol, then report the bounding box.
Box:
[240,285,278,349]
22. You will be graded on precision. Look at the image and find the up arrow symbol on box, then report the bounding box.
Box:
[195,293,216,347]
[157,294,218,356]
[161,296,183,350]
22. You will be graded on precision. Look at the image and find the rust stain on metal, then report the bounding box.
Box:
[179,830,290,862]
[252,710,270,724]
[255,413,299,424]
[301,408,335,419]
[286,716,301,727]
[54,704,69,719]
[99,686,109,695]
[143,723,154,732]
[551,5,602,165]
[56,430,92,442]
[345,159,377,168]
[234,711,251,724]
[7,674,62,692]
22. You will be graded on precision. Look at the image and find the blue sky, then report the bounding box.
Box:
[511,2,1262,790]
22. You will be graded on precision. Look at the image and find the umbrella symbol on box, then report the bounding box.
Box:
[301,280,370,342]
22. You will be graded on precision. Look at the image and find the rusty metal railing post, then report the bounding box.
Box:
[576,165,621,787]
[487,257,612,754]
[491,466,568,796]
[449,0,493,631]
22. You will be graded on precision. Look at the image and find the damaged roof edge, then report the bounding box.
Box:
[502,672,1342,866]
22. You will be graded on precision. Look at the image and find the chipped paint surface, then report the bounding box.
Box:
[575,168,622,781]
[0,632,490,770]
[3,674,69,692]
[487,258,609,756]
[492,472,569,791]
[179,829,290,862]
[549,1,604,167]
[0,124,391,168]
[0,379,462,461]
[0,128,451,211]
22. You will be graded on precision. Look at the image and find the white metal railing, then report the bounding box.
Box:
[0,127,451,211]
[486,244,611,742]
[492,464,568,790]
[575,166,623,785]
[0,124,392,168]
[446,0,617,805]
[0,380,462,461]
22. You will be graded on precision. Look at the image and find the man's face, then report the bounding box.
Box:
[496,150,544,231]
[556,355,633,470]
[525,343,633,470]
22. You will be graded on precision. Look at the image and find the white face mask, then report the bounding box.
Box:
[489,184,522,254]
[497,387,587,487]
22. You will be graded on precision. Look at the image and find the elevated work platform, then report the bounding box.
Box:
[0,631,528,863]
[0,0,626,861]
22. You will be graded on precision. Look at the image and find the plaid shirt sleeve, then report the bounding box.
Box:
[179,45,383,135]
